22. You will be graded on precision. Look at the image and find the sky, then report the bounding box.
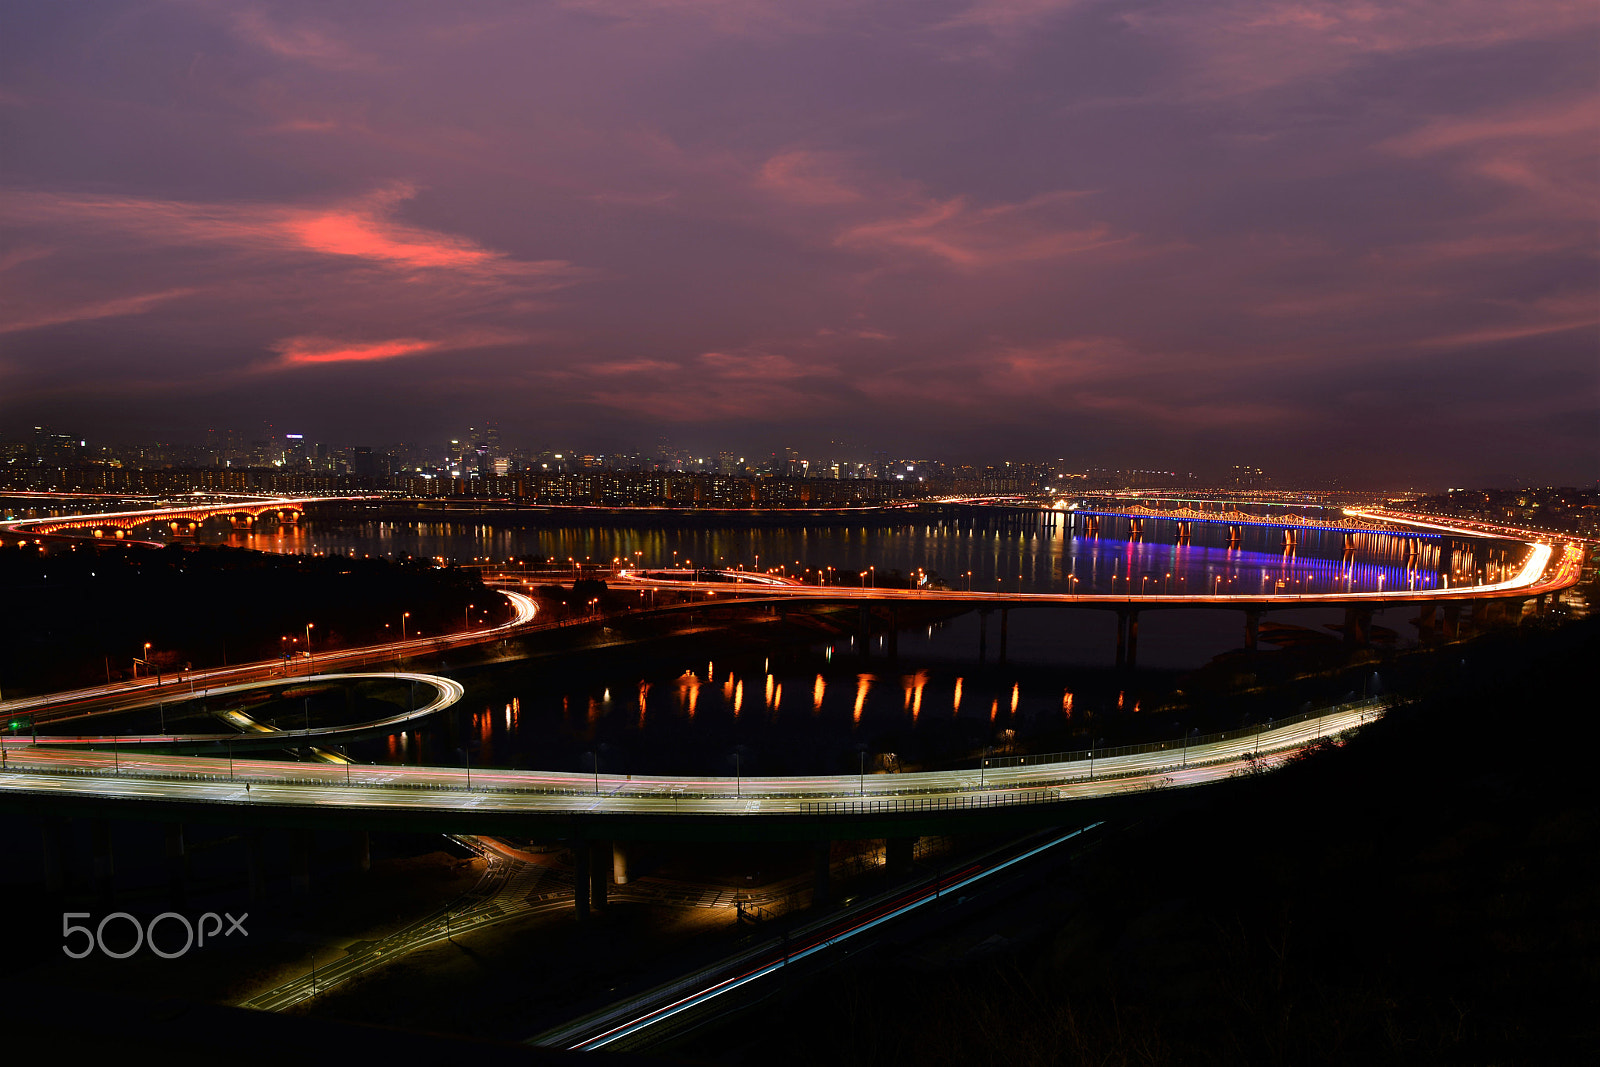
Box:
[1,0,1595,485]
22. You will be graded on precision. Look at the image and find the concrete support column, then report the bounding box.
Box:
[858,604,872,658]
[1114,610,1127,667]
[1244,609,1261,652]
[246,831,267,901]
[590,839,609,911]
[1126,610,1140,669]
[40,817,69,895]
[1442,603,1462,640]
[611,841,629,887]
[1343,607,1373,647]
[1505,598,1526,626]
[885,837,915,877]
[290,829,311,899]
[812,841,832,908]
[1415,603,1437,641]
[978,609,990,663]
[91,819,114,903]
[999,608,1009,664]
[165,823,188,906]
[573,839,591,922]
[887,606,899,659]
[354,830,371,874]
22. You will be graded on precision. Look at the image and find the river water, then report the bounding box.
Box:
[174,515,1462,776]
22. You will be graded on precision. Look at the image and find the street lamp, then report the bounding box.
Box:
[401,612,409,641]
[304,622,314,676]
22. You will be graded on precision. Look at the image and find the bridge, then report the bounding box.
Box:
[13,672,464,752]
[0,695,1386,915]
[0,495,353,542]
[589,511,1579,666]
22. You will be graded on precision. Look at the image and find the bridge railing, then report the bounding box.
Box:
[973,697,1383,771]
[0,698,1386,800]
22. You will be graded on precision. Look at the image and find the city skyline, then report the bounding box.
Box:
[1,3,1595,485]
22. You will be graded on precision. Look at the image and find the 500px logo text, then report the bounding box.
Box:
[63,911,247,959]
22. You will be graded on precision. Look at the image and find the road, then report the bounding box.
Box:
[0,591,537,724]
[0,699,1384,819]
[607,531,1577,607]
[536,822,1107,1051]
[14,672,464,747]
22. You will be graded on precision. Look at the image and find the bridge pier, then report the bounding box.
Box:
[40,817,70,895]
[354,829,371,874]
[612,842,629,886]
[1442,603,1462,640]
[885,837,915,878]
[978,609,990,663]
[91,818,115,903]
[999,608,1009,664]
[245,830,270,901]
[1342,606,1373,647]
[1227,525,1242,546]
[858,604,872,658]
[1414,603,1437,642]
[1244,608,1261,653]
[813,841,832,907]
[1125,610,1140,668]
[165,823,189,906]
[573,839,591,922]
[888,606,899,659]
[290,829,312,899]
[1129,518,1144,540]
[590,840,610,911]
[1114,611,1126,668]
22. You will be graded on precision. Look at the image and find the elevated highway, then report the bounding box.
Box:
[0,494,358,542]
[0,591,537,724]
[13,672,463,750]
[0,698,1385,842]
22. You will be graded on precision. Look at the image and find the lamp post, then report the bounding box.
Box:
[304,623,314,676]
[401,612,409,641]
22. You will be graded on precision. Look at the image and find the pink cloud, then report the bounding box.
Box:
[223,6,372,69]
[758,151,863,205]
[750,149,1130,270]
[2,183,588,282]
[1382,96,1599,218]
[1121,1,1598,98]
[1415,292,1600,349]
[0,288,200,335]
[836,192,1125,269]
[267,330,521,369]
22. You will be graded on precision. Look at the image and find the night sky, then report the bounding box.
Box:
[1,1,1595,483]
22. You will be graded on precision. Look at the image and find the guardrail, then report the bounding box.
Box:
[0,698,1386,806]
[975,697,1383,771]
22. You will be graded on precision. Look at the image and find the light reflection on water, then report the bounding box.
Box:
[196,516,1470,598]
[189,517,1473,775]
